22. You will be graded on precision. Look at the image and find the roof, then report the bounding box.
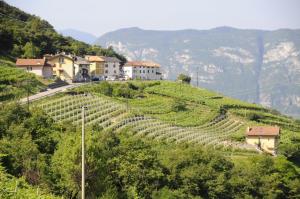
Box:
[246,126,280,136]
[85,56,120,63]
[125,61,160,68]
[16,59,46,66]
[102,56,120,63]
[74,56,90,65]
[85,55,105,62]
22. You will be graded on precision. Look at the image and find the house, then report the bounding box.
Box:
[85,55,105,80]
[74,56,91,82]
[245,126,280,155]
[123,61,162,80]
[46,53,75,82]
[46,53,90,82]
[16,58,53,78]
[103,56,121,79]
[85,56,120,80]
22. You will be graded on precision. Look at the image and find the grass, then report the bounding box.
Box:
[0,58,50,102]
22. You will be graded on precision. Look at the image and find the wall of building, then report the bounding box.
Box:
[49,56,74,81]
[90,62,105,78]
[17,66,44,76]
[104,62,120,77]
[124,65,161,80]
[124,66,133,80]
[246,136,277,152]
[42,66,53,78]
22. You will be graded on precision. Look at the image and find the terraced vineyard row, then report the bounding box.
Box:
[36,94,255,150]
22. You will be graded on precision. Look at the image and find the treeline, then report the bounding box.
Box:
[0,103,299,198]
[0,1,126,63]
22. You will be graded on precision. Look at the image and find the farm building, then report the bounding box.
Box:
[245,126,280,155]
[16,58,53,78]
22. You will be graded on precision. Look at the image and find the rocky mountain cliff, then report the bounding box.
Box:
[95,27,300,118]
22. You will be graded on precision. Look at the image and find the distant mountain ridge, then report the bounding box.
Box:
[59,28,97,44]
[95,27,300,118]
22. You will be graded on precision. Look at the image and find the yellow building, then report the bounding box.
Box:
[245,126,280,155]
[85,55,105,79]
[46,54,75,82]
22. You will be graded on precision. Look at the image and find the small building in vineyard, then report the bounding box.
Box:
[245,126,280,155]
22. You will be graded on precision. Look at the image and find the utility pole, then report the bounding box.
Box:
[81,106,87,199]
[196,69,199,87]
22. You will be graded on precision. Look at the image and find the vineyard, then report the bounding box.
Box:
[35,93,257,151]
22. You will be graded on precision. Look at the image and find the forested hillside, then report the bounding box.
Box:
[0,0,126,60]
[0,0,126,102]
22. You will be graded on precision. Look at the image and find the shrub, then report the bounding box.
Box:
[171,99,187,112]
[99,81,113,96]
[177,74,191,84]
[247,113,264,121]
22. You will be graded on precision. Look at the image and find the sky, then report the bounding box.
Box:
[6,0,300,37]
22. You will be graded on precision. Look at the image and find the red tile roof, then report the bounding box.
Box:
[85,55,105,62]
[125,61,160,68]
[246,126,280,136]
[16,59,46,66]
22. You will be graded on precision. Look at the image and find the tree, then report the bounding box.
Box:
[177,74,191,84]
[22,42,40,58]
[107,136,167,198]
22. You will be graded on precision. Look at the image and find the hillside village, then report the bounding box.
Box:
[1,1,300,198]
[15,53,283,155]
[16,53,163,82]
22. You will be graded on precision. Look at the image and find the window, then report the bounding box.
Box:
[147,70,149,73]
[140,70,142,73]
[105,70,108,74]
[59,57,64,64]
[96,65,101,75]
[143,70,145,73]
[114,70,116,74]
[113,64,116,68]
[105,64,108,68]
[152,70,154,73]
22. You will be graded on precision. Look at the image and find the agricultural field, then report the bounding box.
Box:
[33,81,300,155]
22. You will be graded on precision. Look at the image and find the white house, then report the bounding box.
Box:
[124,61,162,80]
[16,58,53,78]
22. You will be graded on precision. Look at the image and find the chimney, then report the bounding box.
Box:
[247,127,250,132]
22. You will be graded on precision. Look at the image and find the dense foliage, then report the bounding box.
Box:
[0,103,299,198]
[177,74,191,84]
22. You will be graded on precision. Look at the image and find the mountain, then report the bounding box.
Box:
[95,27,300,118]
[59,28,97,44]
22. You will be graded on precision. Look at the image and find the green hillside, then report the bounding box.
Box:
[0,81,300,198]
[36,81,300,159]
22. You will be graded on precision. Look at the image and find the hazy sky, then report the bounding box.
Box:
[6,0,300,36]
